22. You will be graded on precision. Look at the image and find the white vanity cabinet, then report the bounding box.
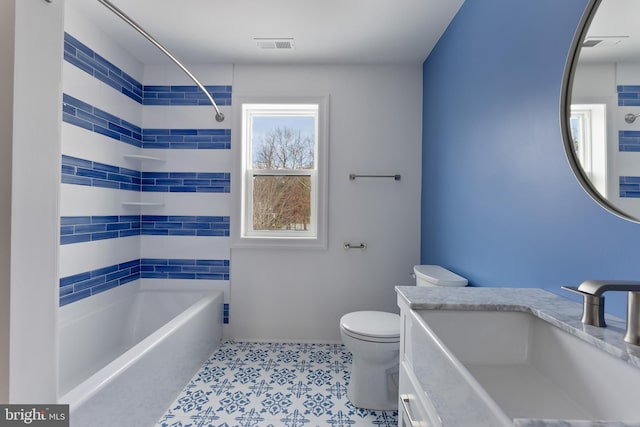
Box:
[398,298,442,427]
[398,360,440,427]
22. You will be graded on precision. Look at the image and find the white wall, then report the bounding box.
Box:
[10,0,64,402]
[0,0,15,403]
[229,64,422,342]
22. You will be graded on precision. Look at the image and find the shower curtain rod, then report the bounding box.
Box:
[97,0,225,123]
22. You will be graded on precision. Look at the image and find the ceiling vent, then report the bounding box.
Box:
[255,38,295,50]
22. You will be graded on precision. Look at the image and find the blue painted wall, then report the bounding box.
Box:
[421,0,640,318]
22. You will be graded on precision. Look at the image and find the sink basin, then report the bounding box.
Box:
[414,309,640,422]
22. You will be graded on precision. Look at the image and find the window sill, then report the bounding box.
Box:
[231,236,327,250]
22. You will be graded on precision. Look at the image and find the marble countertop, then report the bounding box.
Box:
[395,286,640,427]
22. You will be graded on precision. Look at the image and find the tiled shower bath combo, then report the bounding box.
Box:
[60,19,235,423]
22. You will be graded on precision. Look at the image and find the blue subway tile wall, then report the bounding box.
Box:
[64,33,143,103]
[142,172,230,193]
[60,215,141,245]
[60,215,231,243]
[61,32,232,311]
[62,155,141,190]
[618,85,640,107]
[63,31,232,148]
[223,303,229,324]
[142,216,230,236]
[60,161,231,194]
[620,176,640,198]
[141,259,230,280]
[142,85,232,106]
[64,94,231,150]
[59,258,230,306]
[59,259,141,306]
[64,32,231,107]
[619,130,640,152]
[62,156,229,193]
[63,93,143,147]
[143,129,231,149]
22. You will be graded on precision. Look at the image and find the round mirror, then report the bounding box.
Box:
[562,0,640,223]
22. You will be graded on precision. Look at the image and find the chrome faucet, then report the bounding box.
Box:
[562,280,640,345]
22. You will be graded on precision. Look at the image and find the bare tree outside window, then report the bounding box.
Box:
[253,127,314,170]
[252,126,314,231]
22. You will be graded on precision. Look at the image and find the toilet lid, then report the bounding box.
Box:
[340,311,400,339]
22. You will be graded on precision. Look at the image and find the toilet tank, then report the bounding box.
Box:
[413,265,468,287]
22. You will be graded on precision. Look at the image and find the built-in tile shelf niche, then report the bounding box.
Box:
[122,154,164,162]
[122,154,165,207]
[121,202,165,206]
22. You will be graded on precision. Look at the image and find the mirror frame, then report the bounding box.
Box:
[560,0,640,223]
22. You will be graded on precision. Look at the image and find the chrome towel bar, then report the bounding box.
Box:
[344,242,367,250]
[349,174,401,181]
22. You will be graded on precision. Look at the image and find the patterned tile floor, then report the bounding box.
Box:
[156,341,398,427]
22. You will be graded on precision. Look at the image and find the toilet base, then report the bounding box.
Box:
[347,354,399,411]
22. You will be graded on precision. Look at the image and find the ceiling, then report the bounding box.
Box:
[66,0,465,65]
[579,0,640,64]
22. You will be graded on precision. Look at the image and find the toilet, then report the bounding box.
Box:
[339,265,467,410]
[412,264,468,288]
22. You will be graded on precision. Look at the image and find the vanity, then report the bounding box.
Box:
[396,286,640,427]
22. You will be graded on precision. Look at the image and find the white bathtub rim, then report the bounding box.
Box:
[59,290,222,410]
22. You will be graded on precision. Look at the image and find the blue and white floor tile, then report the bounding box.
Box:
[157,341,398,427]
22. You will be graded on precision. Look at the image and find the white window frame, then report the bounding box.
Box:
[570,104,607,197]
[232,95,329,249]
[570,109,593,175]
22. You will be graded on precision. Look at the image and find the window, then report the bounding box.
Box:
[570,109,593,175]
[570,104,607,197]
[234,97,328,248]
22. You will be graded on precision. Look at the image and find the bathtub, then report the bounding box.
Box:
[58,282,224,427]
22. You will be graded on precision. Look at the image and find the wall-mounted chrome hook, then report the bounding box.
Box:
[344,242,367,250]
[625,113,640,124]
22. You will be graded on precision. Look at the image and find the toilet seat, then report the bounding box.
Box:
[340,311,400,343]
